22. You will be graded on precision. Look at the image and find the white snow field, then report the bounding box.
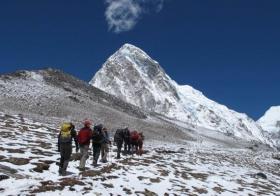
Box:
[0,112,279,196]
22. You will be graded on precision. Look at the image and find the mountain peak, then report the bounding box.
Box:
[118,43,147,54]
[97,43,164,82]
[121,43,139,50]
[258,106,280,133]
[111,43,156,64]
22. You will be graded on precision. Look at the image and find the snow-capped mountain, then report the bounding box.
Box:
[90,43,272,146]
[258,106,280,148]
[258,106,280,133]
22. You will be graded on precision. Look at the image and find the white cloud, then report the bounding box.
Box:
[105,0,165,33]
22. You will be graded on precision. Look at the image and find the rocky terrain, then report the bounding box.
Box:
[0,68,191,143]
[0,112,280,196]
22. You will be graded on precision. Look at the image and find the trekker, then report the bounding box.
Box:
[123,127,131,155]
[138,132,145,156]
[130,130,145,155]
[77,120,92,171]
[114,129,124,159]
[101,127,111,163]
[92,124,105,165]
[57,122,79,176]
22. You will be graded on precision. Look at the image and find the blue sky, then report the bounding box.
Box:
[0,0,279,120]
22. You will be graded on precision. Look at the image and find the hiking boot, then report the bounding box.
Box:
[78,167,85,171]
[101,159,108,163]
[92,160,97,166]
[58,167,62,175]
[61,171,67,176]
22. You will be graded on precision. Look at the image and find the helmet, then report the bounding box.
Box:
[83,119,92,127]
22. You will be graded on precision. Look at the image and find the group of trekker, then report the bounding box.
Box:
[57,120,144,176]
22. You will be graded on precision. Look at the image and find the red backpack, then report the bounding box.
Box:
[131,131,139,141]
[77,127,92,145]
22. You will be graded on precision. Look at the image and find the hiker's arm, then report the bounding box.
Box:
[106,132,111,144]
[57,133,61,152]
[113,133,117,145]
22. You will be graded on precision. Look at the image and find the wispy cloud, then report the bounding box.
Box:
[105,0,165,33]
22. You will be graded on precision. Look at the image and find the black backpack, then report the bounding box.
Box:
[114,129,124,141]
[123,129,130,141]
[92,124,104,144]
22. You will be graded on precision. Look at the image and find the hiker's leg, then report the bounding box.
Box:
[139,141,143,155]
[135,144,138,154]
[133,144,137,154]
[79,145,85,168]
[128,142,131,154]
[61,144,72,174]
[95,145,101,163]
[92,145,98,165]
[131,144,134,154]
[92,145,96,163]
[116,141,122,159]
[59,146,65,174]
[59,146,64,167]
[100,144,104,160]
[79,145,89,169]
[101,144,107,162]
[61,160,69,175]
[103,144,109,162]
[124,142,128,154]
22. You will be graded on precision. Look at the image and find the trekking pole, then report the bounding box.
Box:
[108,143,111,163]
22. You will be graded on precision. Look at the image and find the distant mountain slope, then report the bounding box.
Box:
[0,68,145,119]
[90,43,272,146]
[0,68,190,142]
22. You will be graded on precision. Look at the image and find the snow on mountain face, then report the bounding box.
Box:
[90,44,272,146]
[258,106,280,133]
[258,106,280,148]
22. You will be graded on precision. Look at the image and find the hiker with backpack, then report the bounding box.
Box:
[100,127,111,163]
[130,130,145,155]
[77,120,93,171]
[57,122,79,176]
[92,124,105,165]
[138,132,145,155]
[114,129,125,159]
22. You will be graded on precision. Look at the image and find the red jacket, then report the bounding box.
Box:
[77,127,92,146]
